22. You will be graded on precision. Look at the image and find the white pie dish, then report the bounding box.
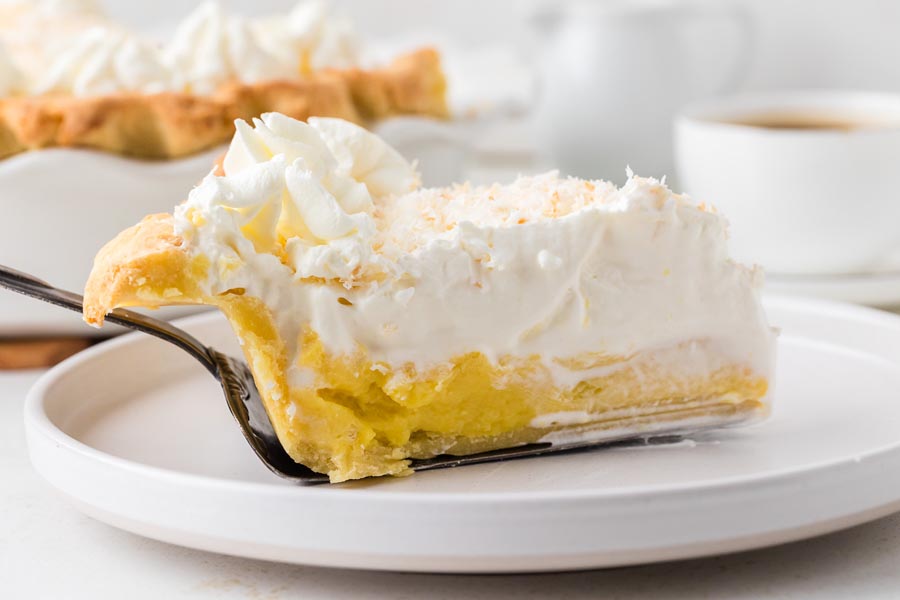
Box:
[0,147,223,335]
[24,295,900,572]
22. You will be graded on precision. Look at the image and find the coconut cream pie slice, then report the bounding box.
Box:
[83,113,775,482]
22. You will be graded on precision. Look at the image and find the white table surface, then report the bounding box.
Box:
[4,368,900,599]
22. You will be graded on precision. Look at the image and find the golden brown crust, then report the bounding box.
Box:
[83,213,196,325]
[343,48,449,120]
[0,48,448,160]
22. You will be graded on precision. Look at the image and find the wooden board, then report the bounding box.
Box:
[0,337,93,370]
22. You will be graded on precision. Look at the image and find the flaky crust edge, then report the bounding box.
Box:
[0,48,448,160]
[83,213,198,326]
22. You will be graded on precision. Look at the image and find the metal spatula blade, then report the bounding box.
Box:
[0,265,686,484]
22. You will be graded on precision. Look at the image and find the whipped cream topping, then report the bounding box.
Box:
[163,1,296,96]
[0,0,110,79]
[175,114,775,389]
[253,1,359,73]
[182,113,417,280]
[34,26,176,96]
[0,1,362,98]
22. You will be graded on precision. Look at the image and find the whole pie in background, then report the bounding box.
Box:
[0,0,448,160]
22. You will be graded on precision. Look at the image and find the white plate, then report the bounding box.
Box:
[23,296,900,573]
[768,270,900,308]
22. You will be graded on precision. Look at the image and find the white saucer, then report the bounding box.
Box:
[767,270,900,308]
[24,296,900,573]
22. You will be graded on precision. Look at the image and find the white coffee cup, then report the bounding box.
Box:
[532,0,753,183]
[675,91,900,275]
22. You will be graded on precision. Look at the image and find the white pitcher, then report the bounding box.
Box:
[532,0,753,183]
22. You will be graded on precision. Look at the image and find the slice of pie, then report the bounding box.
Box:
[0,1,447,160]
[83,113,776,482]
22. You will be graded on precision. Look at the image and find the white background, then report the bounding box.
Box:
[103,0,900,94]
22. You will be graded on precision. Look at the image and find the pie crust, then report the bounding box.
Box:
[0,48,447,160]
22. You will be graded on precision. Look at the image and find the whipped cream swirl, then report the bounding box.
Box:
[2,1,363,98]
[253,1,359,72]
[163,1,296,95]
[34,26,175,96]
[178,112,418,281]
